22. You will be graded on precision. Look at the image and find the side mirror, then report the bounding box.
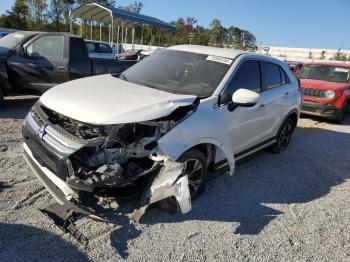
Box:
[228,89,259,111]
[24,45,33,57]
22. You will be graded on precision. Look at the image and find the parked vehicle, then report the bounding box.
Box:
[112,43,125,55]
[116,49,145,61]
[287,61,303,75]
[0,31,138,104]
[0,28,16,38]
[85,40,115,59]
[298,62,350,122]
[22,45,301,241]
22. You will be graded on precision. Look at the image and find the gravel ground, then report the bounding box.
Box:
[1,95,350,262]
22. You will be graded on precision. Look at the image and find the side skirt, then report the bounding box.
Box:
[234,137,277,161]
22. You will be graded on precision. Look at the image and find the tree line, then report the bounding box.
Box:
[0,0,257,50]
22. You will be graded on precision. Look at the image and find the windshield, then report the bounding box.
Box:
[297,64,350,83]
[119,49,233,97]
[0,32,32,56]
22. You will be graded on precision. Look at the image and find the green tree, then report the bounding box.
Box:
[49,0,64,31]
[241,30,256,50]
[209,19,224,46]
[319,50,326,60]
[308,50,313,59]
[192,25,209,46]
[120,1,143,13]
[333,50,347,61]
[30,0,48,31]
[4,0,30,30]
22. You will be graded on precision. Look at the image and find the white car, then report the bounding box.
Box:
[23,45,301,227]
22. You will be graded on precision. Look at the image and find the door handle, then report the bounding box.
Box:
[284,92,290,96]
[57,66,66,72]
[259,104,265,108]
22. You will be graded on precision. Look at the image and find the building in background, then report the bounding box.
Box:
[257,46,350,63]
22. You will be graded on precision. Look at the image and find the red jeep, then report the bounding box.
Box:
[297,62,350,122]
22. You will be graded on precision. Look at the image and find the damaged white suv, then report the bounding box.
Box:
[23,45,301,225]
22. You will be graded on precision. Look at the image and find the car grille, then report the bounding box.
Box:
[301,87,326,98]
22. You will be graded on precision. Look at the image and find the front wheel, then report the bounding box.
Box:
[269,117,295,154]
[334,101,349,123]
[157,149,207,212]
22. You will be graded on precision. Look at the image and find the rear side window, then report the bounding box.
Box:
[261,61,289,90]
[98,43,112,53]
[86,42,96,52]
[220,60,261,104]
[262,62,281,90]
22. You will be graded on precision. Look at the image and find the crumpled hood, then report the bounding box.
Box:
[40,74,197,125]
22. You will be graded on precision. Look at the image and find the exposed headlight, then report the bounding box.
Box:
[324,90,336,99]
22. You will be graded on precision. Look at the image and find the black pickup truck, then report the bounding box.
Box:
[0,31,137,104]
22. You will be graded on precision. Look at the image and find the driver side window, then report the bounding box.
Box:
[220,60,261,105]
[26,35,64,59]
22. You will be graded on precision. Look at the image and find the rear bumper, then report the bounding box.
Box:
[301,101,342,119]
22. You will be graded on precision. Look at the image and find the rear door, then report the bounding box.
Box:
[19,33,69,91]
[259,61,293,141]
[219,59,266,155]
[69,37,91,81]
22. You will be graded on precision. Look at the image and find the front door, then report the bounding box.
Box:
[9,33,68,91]
[219,59,266,155]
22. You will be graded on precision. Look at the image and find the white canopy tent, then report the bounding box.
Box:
[69,2,175,52]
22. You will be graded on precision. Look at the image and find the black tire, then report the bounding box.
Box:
[157,149,208,212]
[269,117,295,154]
[334,102,348,123]
[0,87,4,106]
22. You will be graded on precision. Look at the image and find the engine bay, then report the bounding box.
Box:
[38,103,197,200]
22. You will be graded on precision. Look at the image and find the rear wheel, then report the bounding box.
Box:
[269,117,295,154]
[157,149,207,212]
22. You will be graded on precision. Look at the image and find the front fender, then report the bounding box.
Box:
[157,98,235,174]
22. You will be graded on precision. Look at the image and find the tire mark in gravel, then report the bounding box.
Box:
[8,177,36,186]
[12,185,45,210]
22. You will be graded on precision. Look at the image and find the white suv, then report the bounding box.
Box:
[23,45,301,223]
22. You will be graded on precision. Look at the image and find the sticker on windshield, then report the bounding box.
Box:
[334,67,349,73]
[206,55,232,65]
[13,34,24,38]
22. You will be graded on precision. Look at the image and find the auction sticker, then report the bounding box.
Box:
[206,55,233,65]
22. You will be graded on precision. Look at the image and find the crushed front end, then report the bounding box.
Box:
[22,102,193,230]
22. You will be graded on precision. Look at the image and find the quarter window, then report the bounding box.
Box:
[280,67,288,85]
[98,43,112,53]
[220,60,261,104]
[86,42,96,52]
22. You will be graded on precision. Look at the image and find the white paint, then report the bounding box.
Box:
[40,74,197,125]
[232,89,259,105]
[38,46,301,180]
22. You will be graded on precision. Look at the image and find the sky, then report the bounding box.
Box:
[0,0,349,49]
